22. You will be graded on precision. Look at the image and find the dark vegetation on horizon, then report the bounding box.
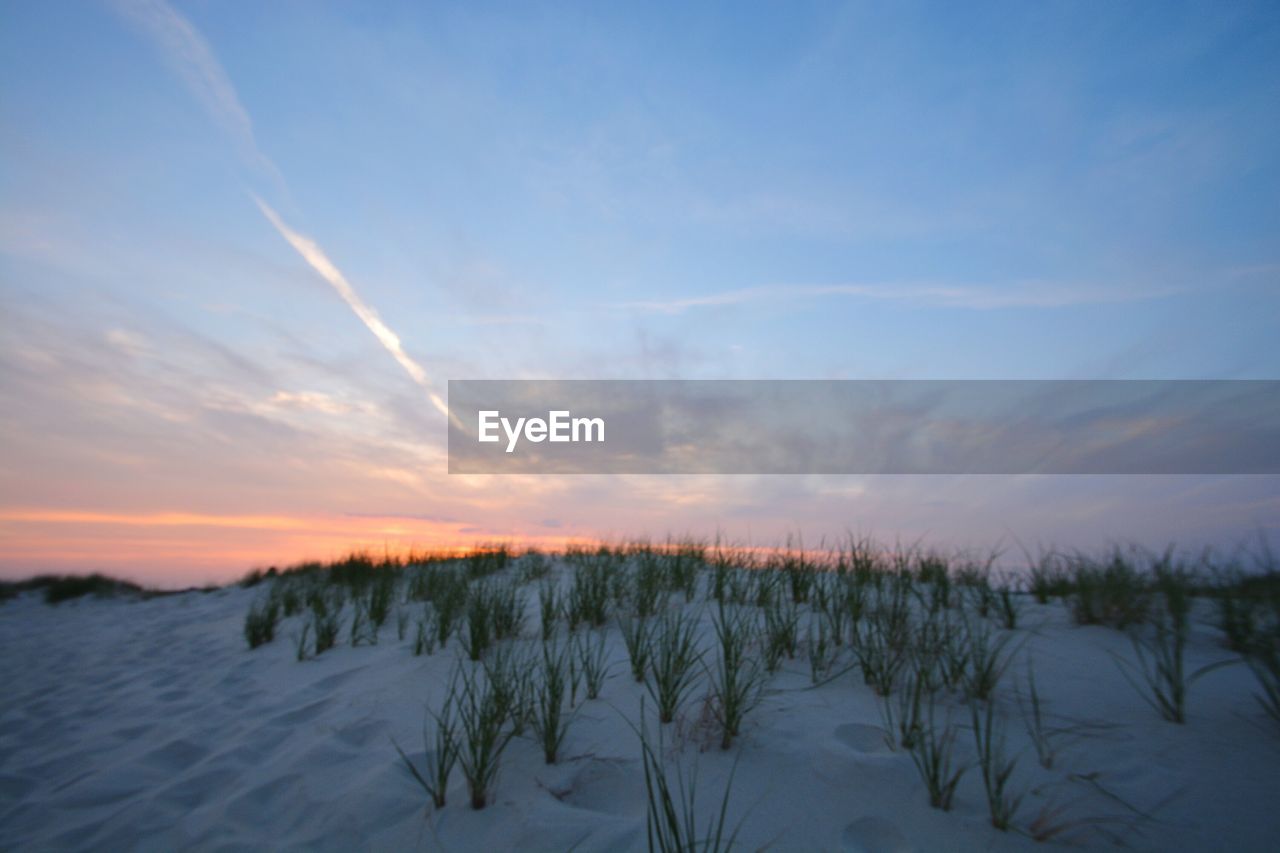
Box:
[0,573,146,604]
[0,572,228,605]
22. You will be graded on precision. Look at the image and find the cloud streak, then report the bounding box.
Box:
[110,0,281,187]
[253,198,449,418]
[112,0,449,421]
[623,280,1183,315]
[0,508,321,530]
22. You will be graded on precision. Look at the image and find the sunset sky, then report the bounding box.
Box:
[2,1,1278,585]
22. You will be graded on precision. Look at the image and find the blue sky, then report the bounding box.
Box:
[1,1,1277,582]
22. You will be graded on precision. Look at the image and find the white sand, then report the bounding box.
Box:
[2,575,1278,852]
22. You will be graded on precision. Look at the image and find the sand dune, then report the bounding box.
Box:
[1,568,1278,852]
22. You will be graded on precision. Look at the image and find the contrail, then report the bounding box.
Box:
[253,197,450,419]
[111,0,450,421]
[109,0,283,190]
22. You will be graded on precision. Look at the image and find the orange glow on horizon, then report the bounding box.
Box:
[2,507,969,588]
[0,506,589,586]
[1,509,331,530]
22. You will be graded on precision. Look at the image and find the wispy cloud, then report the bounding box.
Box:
[0,508,321,530]
[109,0,281,188]
[111,0,450,421]
[253,198,449,418]
[622,280,1182,315]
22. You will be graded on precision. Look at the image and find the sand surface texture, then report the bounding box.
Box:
[2,575,1278,852]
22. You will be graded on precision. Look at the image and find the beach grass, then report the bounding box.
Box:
[210,536,1280,844]
[646,608,704,724]
[636,708,742,853]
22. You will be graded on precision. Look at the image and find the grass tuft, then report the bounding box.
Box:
[621,614,654,683]
[396,671,461,809]
[646,608,704,724]
[707,603,766,750]
[970,698,1022,831]
[962,616,1019,702]
[637,706,743,853]
[244,596,280,649]
[1067,548,1151,630]
[1246,642,1280,725]
[456,664,515,809]
[35,573,144,604]
[1114,560,1235,724]
[575,629,611,700]
[907,690,966,811]
[530,642,574,764]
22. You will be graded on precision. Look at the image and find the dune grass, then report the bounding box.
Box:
[217,536,1278,843]
[244,597,280,649]
[853,615,908,697]
[629,551,670,620]
[567,549,615,629]
[575,628,610,700]
[538,581,561,641]
[310,595,341,656]
[636,707,743,853]
[1027,549,1071,604]
[456,664,516,809]
[881,667,929,751]
[530,642,573,764]
[1067,548,1152,630]
[1115,566,1236,723]
[1246,643,1280,725]
[907,689,966,811]
[461,579,526,661]
[1018,660,1058,769]
[995,580,1021,630]
[396,671,462,809]
[962,616,1020,702]
[517,550,551,583]
[0,573,146,605]
[761,594,799,673]
[1212,552,1280,720]
[971,698,1023,831]
[646,608,704,724]
[707,603,766,750]
[807,617,839,684]
[412,607,438,657]
[620,614,654,683]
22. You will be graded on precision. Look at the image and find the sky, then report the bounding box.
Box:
[1,0,1278,585]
